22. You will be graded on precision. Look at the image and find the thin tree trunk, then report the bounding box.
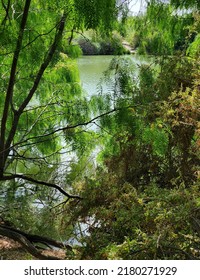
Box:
[0,0,31,176]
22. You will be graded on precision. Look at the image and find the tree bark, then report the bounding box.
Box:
[0,0,31,176]
[2,14,67,170]
[0,225,71,260]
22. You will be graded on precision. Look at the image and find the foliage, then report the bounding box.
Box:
[0,0,199,260]
[73,0,117,32]
[70,177,200,260]
[63,44,83,59]
[0,0,124,247]
[64,51,199,259]
[67,5,200,256]
[126,3,197,55]
[77,31,128,55]
[186,12,200,58]
[170,0,200,10]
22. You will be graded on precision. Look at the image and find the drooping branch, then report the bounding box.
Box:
[7,107,120,151]
[0,105,140,161]
[0,173,82,199]
[22,22,60,50]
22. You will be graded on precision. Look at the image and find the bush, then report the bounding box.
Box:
[77,33,127,55]
[64,45,83,58]
[77,38,99,55]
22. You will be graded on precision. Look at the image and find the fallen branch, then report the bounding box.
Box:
[0,224,71,260]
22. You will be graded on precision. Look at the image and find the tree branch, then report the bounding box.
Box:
[0,174,82,200]
[1,0,11,26]
[18,14,66,115]
[0,224,71,250]
[0,0,31,173]
[9,107,119,149]
[163,245,196,260]
[3,13,67,167]
[0,225,64,260]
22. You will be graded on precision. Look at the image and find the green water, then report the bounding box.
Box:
[77,55,114,96]
[77,55,151,97]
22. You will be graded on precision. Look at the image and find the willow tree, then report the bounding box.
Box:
[0,0,125,259]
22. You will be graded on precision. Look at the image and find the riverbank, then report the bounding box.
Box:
[0,236,66,260]
[122,40,135,54]
[76,33,133,56]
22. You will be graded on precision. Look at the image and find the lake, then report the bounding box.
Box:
[71,54,152,245]
[77,55,151,97]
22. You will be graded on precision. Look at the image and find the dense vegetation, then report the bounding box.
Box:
[67,55,199,259]
[0,0,199,259]
[124,1,200,56]
[77,31,128,55]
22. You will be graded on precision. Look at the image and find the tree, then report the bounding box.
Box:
[0,0,199,260]
[62,1,200,259]
[65,56,199,260]
[0,0,125,259]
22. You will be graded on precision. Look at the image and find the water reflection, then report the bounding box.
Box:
[77,55,152,97]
